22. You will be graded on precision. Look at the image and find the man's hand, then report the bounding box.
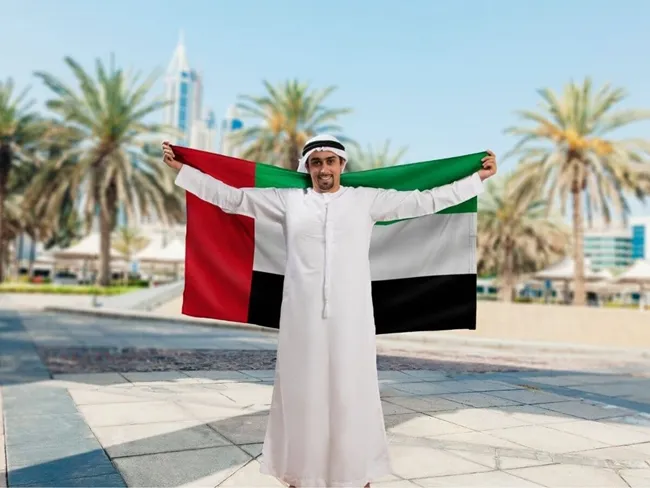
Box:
[479,150,497,181]
[162,141,183,171]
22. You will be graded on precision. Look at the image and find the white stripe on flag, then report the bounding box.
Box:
[253,213,476,279]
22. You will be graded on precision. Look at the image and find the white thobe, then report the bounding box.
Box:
[175,165,484,487]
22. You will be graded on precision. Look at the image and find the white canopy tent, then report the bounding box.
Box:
[613,259,650,310]
[52,233,125,261]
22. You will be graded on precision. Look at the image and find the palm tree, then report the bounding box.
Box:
[0,78,47,281]
[33,56,185,286]
[346,140,408,172]
[504,78,650,305]
[478,173,570,302]
[232,80,353,169]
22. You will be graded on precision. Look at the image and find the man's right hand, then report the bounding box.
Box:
[162,141,183,171]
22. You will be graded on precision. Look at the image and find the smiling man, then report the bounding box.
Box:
[162,134,496,487]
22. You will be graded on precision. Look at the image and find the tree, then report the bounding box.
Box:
[112,226,150,284]
[478,173,570,302]
[34,56,185,286]
[504,78,650,305]
[232,80,353,169]
[0,78,47,281]
[346,140,408,172]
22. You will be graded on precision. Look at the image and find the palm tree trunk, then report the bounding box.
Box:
[0,177,7,284]
[500,243,515,302]
[288,141,300,171]
[572,188,586,306]
[98,206,112,286]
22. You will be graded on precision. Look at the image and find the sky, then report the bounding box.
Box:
[3,0,650,218]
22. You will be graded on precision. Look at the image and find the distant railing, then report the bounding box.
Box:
[93,280,185,311]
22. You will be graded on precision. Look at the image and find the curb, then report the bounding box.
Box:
[43,305,278,336]
[43,305,650,359]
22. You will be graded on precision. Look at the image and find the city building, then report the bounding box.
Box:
[218,105,244,157]
[631,216,650,260]
[583,226,633,271]
[162,32,216,151]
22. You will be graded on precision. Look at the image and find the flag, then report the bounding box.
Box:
[172,145,483,335]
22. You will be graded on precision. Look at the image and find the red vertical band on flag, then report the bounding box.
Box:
[171,146,256,323]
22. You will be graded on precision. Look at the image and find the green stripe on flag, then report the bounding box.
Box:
[254,151,485,216]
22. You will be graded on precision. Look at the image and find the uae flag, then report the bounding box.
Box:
[172,145,483,335]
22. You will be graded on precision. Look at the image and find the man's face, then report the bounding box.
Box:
[306,150,344,193]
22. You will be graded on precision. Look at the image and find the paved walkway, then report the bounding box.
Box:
[2,310,650,487]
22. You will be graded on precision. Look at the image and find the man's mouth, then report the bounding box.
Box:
[319,175,333,182]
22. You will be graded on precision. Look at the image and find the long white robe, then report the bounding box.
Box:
[175,165,484,487]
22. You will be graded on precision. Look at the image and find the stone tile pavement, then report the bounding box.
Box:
[2,310,650,486]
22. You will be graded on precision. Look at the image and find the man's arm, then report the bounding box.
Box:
[175,164,286,222]
[368,172,484,222]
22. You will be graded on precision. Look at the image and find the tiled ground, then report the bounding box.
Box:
[3,369,650,487]
[2,310,650,487]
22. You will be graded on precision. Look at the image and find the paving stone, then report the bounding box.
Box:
[568,380,650,398]
[67,388,156,405]
[547,420,650,446]
[238,370,276,380]
[378,371,423,384]
[392,382,466,396]
[27,472,127,487]
[433,431,528,451]
[507,463,629,487]
[415,470,541,486]
[92,419,231,458]
[239,443,263,458]
[497,404,574,425]
[448,379,523,393]
[388,444,490,479]
[577,443,650,462]
[216,383,274,407]
[78,400,192,427]
[433,408,531,431]
[439,392,520,408]
[489,388,573,405]
[400,370,451,382]
[183,370,260,382]
[489,425,609,454]
[382,401,415,416]
[7,447,117,487]
[113,445,250,487]
[539,400,637,420]
[619,468,650,488]
[219,459,284,487]
[372,480,420,488]
[52,373,129,386]
[177,400,262,421]
[528,374,634,387]
[209,412,270,444]
[386,413,469,437]
[6,438,104,469]
[383,395,464,413]
[120,371,190,383]
[4,414,95,447]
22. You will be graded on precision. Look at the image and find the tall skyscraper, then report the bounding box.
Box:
[163,32,215,151]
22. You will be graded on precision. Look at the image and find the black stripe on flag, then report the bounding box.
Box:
[247,271,477,334]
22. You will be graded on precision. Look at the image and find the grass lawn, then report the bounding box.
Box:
[0,283,143,295]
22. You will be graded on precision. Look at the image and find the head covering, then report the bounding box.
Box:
[297,134,348,173]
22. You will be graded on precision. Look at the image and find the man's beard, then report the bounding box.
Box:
[317,174,334,191]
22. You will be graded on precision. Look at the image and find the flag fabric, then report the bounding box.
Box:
[172,145,484,335]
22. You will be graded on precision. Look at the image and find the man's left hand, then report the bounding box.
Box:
[479,150,497,181]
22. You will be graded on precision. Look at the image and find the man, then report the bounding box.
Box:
[162,135,496,488]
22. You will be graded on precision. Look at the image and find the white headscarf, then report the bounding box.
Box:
[297,134,348,173]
